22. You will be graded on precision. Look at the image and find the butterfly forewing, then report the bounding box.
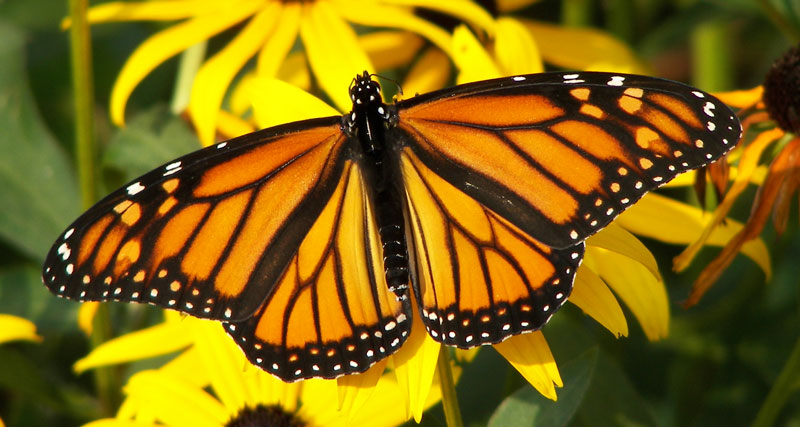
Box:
[225,161,411,381]
[43,119,348,322]
[396,71,740,249]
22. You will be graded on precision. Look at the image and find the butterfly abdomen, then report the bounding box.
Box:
[345,72,411,297]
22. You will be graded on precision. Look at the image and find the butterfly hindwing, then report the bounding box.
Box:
[42,118,349,322]
[395,71,740,249]
[225,160,412,380]
[401,149,582,347]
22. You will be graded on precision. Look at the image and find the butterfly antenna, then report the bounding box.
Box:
[371,73,404,99]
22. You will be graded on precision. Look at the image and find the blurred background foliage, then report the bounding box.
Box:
[0,0,798,426]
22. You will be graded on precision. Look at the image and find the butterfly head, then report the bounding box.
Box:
[349,71,383,109]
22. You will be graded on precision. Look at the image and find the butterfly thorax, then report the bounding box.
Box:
[344,72,409,298]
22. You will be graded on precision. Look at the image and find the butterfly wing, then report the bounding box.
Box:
[392,71,740,345]
[400,149,582,346]
[43,118,352,321]
[395,71,740,249]
[225,160,411,380]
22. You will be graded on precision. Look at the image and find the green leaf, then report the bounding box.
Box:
[101,104,201,186]
[0,264,78,332]
[576,352,658,427]
[488,348,598,427]
[0,21,80,262]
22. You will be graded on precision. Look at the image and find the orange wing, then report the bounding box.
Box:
[225,161,410,380]
[401,149,581,346]
[392,71,739,345]
[394,72,740,249]
[42,119,351,322]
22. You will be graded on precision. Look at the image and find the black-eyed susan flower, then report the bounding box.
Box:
[674,44,799,306]
[78,315,459,426]
[70,0,495,145]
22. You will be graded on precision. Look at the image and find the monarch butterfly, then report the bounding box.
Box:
[43,71,740,381]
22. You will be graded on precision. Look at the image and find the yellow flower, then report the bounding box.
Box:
[402,0,648,95]
[79,316,456,426]
[0,314,41,427]
[0,314,41,345]
[673,44,800,306]
[71,0,495,145]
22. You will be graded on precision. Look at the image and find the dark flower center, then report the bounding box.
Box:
[763,44,800,134]
[226,405,306,427]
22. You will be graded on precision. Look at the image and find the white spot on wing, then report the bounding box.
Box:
[127,182,145,196]
[607,76,625,86]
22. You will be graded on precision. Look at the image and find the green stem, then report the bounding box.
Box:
[604,0,634,43]
[690,19,733,92]
[170,42,207,116]
[68,0,95,208]
[68,0,120,415]
[437,346,463,427]
[753,335,800,427]
[561,0,593,27]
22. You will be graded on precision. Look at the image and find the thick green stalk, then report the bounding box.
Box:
[562,0,592,27]
[68,0,120,415]
[437,346,464,427]
[171,42,207,115]
[690,19,733,92]
[753,335,800,427]
[69,0,96,208]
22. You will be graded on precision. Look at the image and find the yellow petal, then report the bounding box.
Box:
[85,1,227,23]
[188,2,281,145]
[584,247,669,341]
[391,297,441,422]
[400,47,452,98]
[570,266,628,338]
[497,0,541,13]
[360,31,425,71]
[0,314,41,344]
[251,77,338,128]
[714,86,763,108]
[300,2,372,112]
[452,25,501,83]
[304,371,414,427]
[229,72,256,117]
[494,17,543,75]
[77,301,99,335]
[336,360,386,418]
[522,19,648,73]
[158,347,210,389]
[216,109,255,140]
[253,368,301,412]
[83,420,157,427]
[337,2,453,56]
[586,223,660,280]
[73,319,192,373]
[256,2,302,78]
[125,370,228,426]
[188,318,252,412]
[618,193,771,278]
[494,331,562,400]
[672,128,783,272]
[381,0,496,35]
[110,0,265,126]
[277,53,312,90]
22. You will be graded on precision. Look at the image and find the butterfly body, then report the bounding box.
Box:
[343,71,409,296]
[43,71,740,381]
